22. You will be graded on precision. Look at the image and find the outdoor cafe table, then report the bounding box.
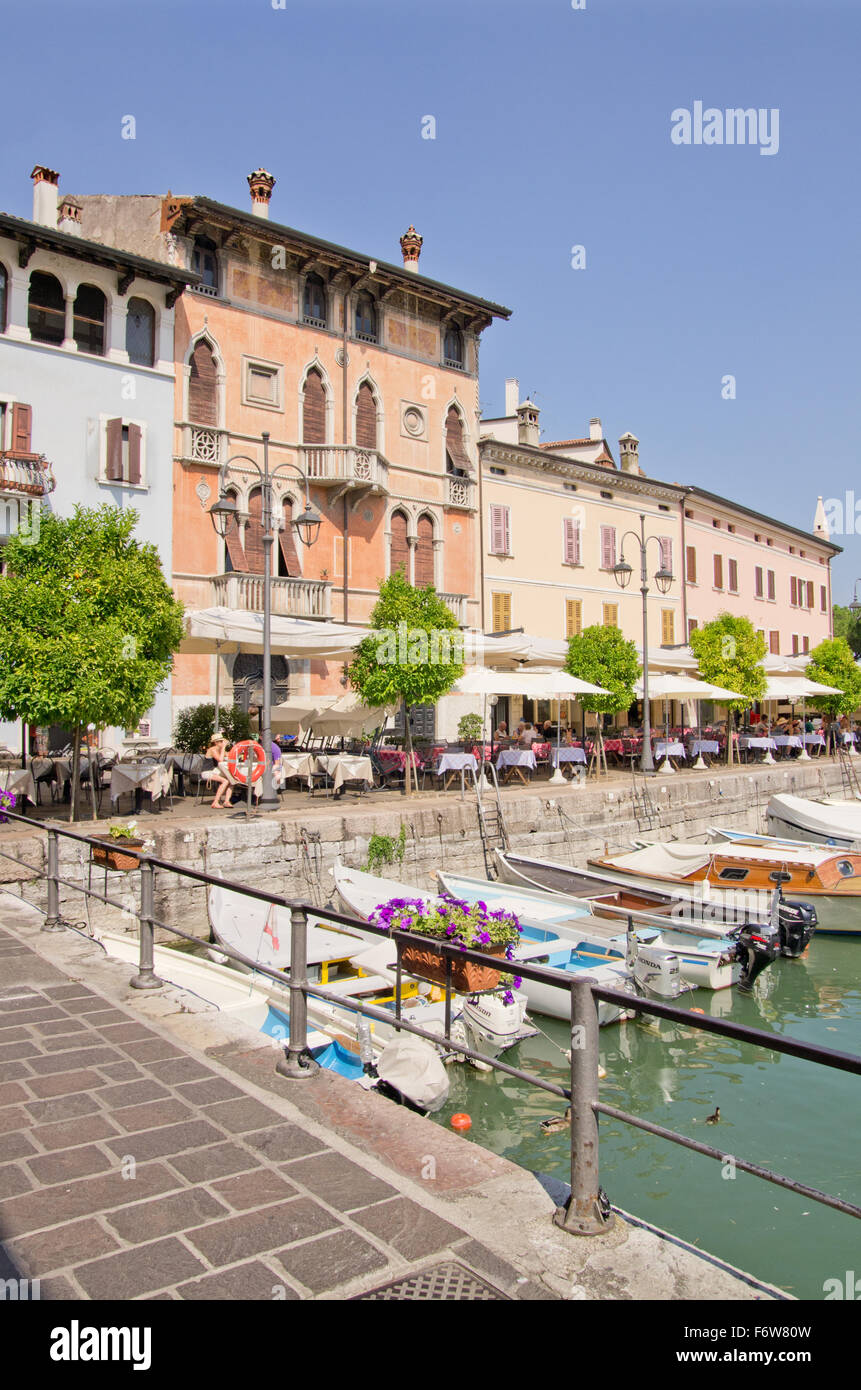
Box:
[497,748,536,784]
[739,736,777,763]
[314,753,374,794]
[377,748,422,771]
[0,765,36,807]
[435,751,478,791]
[279,751,319,787]
[803,733,826,751]
[550,746,587,767]
[655,740,686,763]
[689,739,720,757]
[773,736,803,754]
[110,763,172,811]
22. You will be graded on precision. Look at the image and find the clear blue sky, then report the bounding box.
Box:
[4,0,859,598]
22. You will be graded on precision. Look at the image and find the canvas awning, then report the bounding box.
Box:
[310,695,395,735]
[761,676,843,701]
[453,668,608,698]
[634,673,744,702]
[180,608,367,659]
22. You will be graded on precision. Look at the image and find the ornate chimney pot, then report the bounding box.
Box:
[400,225,423,271]
[247,168,276,218]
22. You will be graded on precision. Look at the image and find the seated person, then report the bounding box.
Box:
[518,721,537,748]
[562,727,576,747]
[541,720,554,741]
[203,735,231,808]
[494,721,509,744]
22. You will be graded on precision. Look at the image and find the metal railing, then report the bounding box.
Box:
[1,808,859,1241]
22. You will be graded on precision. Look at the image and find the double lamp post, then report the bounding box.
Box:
[209,431,322,811]
[611,512,674,776]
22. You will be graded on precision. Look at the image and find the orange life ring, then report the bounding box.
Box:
[226,740,266,785]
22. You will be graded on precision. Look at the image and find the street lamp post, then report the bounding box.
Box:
[209,431,322,811]
[612,512,674,776]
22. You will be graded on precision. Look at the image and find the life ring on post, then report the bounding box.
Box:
[226,740,266,786]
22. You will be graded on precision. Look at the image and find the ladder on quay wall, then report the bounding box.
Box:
[630,765,658,832]
[836,746,861,800]
[473,763,510,878]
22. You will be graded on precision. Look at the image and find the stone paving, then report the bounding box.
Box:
[0,922,549,1300]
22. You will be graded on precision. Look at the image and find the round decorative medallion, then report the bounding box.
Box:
[403,406,425,437]
[453,522,462,534]
[195,478,212,508]
[362,508,374,522]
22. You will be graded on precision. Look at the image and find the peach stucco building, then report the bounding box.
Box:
[76,173,509,731]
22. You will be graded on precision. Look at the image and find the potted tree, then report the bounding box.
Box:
[369,894,522,996]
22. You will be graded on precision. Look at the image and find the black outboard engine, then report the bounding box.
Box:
[733,920,781,992]
[769,871,817,957]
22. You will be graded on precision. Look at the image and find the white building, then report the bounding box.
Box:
[0,166,194,751]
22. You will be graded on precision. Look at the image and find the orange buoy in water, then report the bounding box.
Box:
[691,1007,705,1014]
[450,1112,472,1131]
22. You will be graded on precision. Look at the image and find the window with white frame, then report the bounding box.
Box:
[489,503,511,555]
[659,536,673,576]
[99,416,146,486]
[562,516,581,565]
[599,525,616,570]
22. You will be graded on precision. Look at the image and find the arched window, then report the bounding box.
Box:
[415,514,435,589]
[445,406,469,477]
[390,510,409,578]
[245,487,265,575]
[73,284,106,355]
[188,340,218,425]
[0,263,7,334]
[126,297,155,367]
[302,367,326,444]
[443,324,463,368]
[192,237,219,292]
[28,272,65,345]
[355,382,377,449]
[302,274,327,327]
[222,487,246,573]
[277,497,301,578]
[354,294,377,342]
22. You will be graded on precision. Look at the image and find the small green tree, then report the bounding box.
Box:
[0,506,184,819]
[806,637,861,717]
[565,625,640,773]
[689,614,767,765]
[347,572,465,794]
[174,703,253,753]
[832,605,861,658]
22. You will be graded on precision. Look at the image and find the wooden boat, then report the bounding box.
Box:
[766,794,861,852]
[493,849,814,958]
[588,838,861,937]
[333,861,639,1026]
[437,869,756,994]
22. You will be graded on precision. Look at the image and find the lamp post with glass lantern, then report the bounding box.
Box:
[612,513,674,776]
[209,431,322,810]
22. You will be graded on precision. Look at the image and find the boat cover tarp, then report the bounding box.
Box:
[768,793,861,842]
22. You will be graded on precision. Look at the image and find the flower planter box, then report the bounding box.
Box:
[400,940,506,994]
[90,836,145,872]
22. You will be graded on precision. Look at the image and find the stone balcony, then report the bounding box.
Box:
[210,572,332,619]
[298,444,389,495]
[439,593,468,626]
[445,475,474,510]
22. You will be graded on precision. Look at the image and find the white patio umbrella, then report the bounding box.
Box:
[310,695,395,738]
[633,673,744,772]
[761,676,844,761]
[270,697,340,735]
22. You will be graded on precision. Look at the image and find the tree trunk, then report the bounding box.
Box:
[88,738,99,821]
[727,713,734,767]
[70,724,82,823]
[597,724,607,776]
[403,700,414,797]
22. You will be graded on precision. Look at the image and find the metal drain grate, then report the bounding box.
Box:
[353,1260,508,1301]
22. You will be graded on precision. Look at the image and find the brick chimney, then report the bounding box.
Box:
[58,197,83,237]
[400,225,423,271]
[31,166,60,228]
[247,168,275,218]
[619,431,641,474]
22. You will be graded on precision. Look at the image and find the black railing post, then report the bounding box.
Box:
[277,904,315,1078]
[130,858,163,991]
[554,978,614,1236]
[42,827,67,933]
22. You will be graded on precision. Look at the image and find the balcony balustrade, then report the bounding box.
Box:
[210,572,332,619]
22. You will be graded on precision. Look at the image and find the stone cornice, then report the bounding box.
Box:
[479,439,685,503]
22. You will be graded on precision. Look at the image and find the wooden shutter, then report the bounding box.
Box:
[278,498,301,577]
[302,369,326,444]
[355,383,377,449]
[769,630,780,654]
[686,546,697,583]
[10,403,32,454]
[563,518,580,564]
[790,576,797,606]
[803,635,810,653]
[600,526,615,569]
[755,566,763,598]
[127,423,142,485]
[490,504,510,555]
[445,407,469,474]
[821,585,827,612]
[713,554,723,589]
[687,618,698,638]
[390,510,409,577]
[492,592,511,632]
[767,569,775,600]
[728,558,738,592]
[806,581,814,609]
[792,634,799,655]
[244,488,265,575]
[602,603,618,628]
[106,417,123,480]
[661,609,675,645]
[659,537,673,574]
[223,495,247,571]
[566,599,582,638]
[415,515,434,588]
[188,341,217,425]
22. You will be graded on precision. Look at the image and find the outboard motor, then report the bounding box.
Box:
[734,920,781,992]
[769,872,817,957]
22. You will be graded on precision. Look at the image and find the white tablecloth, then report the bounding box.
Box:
[0,767,36,804]
[315,754,374,791]
[279,752,318,786]
[773,735,802,749]
[843,732,857,745]
[550,747,587,766]
[655,741,685,759]
[803,733,826,747]
[436,753,479,774]
[110,764,172,803]
[497,750,537,770]
[690,740,720,756]
[740,737,777,751]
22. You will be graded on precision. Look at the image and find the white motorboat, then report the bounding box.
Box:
[766,793,861,852]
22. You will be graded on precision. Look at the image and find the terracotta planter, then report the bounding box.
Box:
[90,836,145,872]
[400,940,506,993]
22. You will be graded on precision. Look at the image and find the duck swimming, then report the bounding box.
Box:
[705,1106,720,1125]
[540,1106,571,1135]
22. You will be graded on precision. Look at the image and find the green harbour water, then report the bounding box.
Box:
[432,934,860,1299]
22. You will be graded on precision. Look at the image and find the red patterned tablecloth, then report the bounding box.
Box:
[377,748,422,770]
